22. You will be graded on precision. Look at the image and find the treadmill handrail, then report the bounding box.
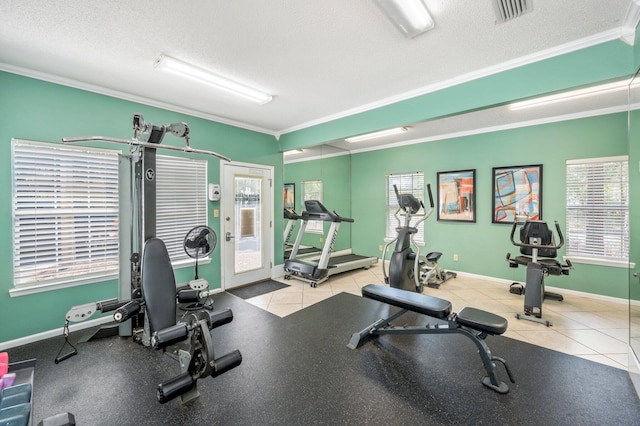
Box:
[284,208,301,220]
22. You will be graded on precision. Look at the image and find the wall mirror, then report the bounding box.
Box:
[283,144,351,259]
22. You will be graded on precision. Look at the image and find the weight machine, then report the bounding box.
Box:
[56,114,241,404]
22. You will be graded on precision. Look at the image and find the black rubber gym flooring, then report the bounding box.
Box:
[7,291,640,425]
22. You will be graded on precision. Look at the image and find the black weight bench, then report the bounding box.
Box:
[348,284,514,394]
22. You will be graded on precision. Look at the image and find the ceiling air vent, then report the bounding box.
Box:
[494,0,532,23]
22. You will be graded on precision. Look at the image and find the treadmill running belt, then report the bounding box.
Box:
[327,254,372,266]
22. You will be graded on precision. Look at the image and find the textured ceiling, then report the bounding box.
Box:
[0,0,637,138]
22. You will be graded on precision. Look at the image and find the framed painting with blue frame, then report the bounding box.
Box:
[437,169,476,222]
[492,164,542,223]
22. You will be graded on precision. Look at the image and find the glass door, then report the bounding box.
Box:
[222,163,273,289]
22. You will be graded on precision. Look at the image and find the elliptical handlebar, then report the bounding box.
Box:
[393,184,401,205]
[509,220,565,250]
[414,184,434,228]
[555,221,565,248]
[426,183,434,210]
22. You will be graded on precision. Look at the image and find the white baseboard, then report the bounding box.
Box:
[0,286,227,352]
[451,270,629,305]
[0,315,114,351]
[1,267,631,350]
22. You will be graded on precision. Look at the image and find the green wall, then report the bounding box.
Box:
[283,154,352,252]
[350,113,629,299]
[2,35,638,345]
[0,71,282,343]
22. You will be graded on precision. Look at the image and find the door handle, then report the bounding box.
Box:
[634,271,639,278]
[225,232,234,242]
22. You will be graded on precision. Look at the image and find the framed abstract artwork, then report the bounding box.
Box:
[283,183,295,210]
[437,169,476,222]
[492,164,542,223]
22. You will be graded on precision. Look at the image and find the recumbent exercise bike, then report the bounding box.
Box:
[382,184,456,292]
[506,220,573,326]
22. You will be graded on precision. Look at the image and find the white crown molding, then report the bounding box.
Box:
[283,149,350,164]
[279,28,625,136]
[621,0,640,45]
[347,104,629,156]
[0,62,278,137]
[0,26,630,141]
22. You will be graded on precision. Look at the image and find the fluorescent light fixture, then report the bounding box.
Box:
[284,149,304,156]
[154,53,273,105]
[345,127,408,143]
[373,0,435,38]
[509,79,631,110]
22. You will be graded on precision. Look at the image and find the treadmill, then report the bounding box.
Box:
[283,209,322,259]
[284,200,378,287]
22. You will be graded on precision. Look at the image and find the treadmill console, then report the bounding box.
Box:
[398,194,421,214]
[303,200,338,222]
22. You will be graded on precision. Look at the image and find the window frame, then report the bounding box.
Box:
[11,139,120,295]
[11,141,210,296]
[386,172,426,245]
[301,180,323,234]
[564,155,630,268]
[155,154,209,266]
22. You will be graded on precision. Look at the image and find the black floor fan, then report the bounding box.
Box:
[182,225,217,310]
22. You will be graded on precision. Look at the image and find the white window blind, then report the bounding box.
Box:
[12,139,120,288]
[155,155,208,263]
[386,172,425,244]
[565,156,629,264]
[301,180,323,233]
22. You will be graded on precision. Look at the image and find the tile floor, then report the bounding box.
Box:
[245,266,630,371]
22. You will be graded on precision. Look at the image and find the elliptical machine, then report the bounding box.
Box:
[382,184,457,292]
[506,220,573,326]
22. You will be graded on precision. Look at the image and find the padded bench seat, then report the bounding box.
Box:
[351,284,513,394]
[362,284,451,318]
[457,307,507,335]
[362,284,507,335]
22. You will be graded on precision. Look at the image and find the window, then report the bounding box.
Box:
[565,156,629,267]
[301,180,323,233]
[386,172,426,244]
[11,140,208,294]
[12,139,120,290]
[156,155,208,264]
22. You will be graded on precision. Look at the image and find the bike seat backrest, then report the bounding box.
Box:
[519,220,557,258]
[397,193,421,215]
[141,238,177,334]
